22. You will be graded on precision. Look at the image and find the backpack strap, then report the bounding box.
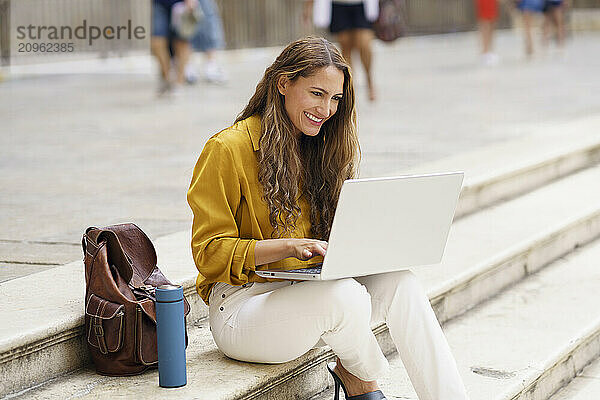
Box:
[93,316,109,355]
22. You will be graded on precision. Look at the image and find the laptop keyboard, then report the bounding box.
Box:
[286,264,323,274]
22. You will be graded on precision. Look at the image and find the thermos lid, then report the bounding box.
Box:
[155,284,184,302]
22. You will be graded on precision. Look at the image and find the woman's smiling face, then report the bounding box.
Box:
[277,65,345,137]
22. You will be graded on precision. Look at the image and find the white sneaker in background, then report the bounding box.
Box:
[481,52,500,67]
[185,63,199,85]
[204,60,227,84]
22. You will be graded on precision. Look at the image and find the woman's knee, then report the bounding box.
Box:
[365,270,424,303]
[394,269,420,290]
[390,270,424,300]
[317,278,371,316]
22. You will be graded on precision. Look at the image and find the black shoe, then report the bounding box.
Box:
[326,362,387,400]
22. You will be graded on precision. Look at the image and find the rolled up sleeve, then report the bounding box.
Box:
[187,137,257,286]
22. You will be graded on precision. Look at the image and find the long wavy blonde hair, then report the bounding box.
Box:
[236,37,360,240]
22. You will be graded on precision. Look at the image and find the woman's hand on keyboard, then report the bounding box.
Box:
[255,238,326,266]
[288,239,328,261]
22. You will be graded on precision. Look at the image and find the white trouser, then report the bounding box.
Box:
[208,270,469,400]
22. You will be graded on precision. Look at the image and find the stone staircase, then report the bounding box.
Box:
[1,117,600,399]
[549,354,600,399]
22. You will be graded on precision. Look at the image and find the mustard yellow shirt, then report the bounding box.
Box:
[187,115,321,304]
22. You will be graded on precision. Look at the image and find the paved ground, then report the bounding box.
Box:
[1,29,599,283]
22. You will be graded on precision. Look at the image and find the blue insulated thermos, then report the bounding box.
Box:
[155,284,187,388]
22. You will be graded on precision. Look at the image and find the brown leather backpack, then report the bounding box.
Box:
[82,223,191,376]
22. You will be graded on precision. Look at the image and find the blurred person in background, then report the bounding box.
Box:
[304,0,379,101]
[185,0,228,84]
[151,0,199,95]
[475,0,500,65]
[516,0,545,56]
[542,0,566,49]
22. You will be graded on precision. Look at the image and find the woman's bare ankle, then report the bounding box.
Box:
[334,358,379,396]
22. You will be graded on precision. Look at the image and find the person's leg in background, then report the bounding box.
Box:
[550,1,566,47]
[330,3,353,67]
[151,36,171,82]
[518,0,545,56]
[186,0,227,84]
[209,279,389,397]
[522,10,535,56]
[542,3,553,47]
[355,271,470,400]
[151,1,173,94]
[336,29,354,68]
[353,27,376,101]
[475,0,499,65]
[331,3,376,101]
[479,19,495,54]
[542,0,566,48]
[172,38,191,85]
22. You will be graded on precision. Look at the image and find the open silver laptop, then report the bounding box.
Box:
[255,171,464,281]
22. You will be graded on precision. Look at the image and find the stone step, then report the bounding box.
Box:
[549,355,600,399]
[5,160,600,398]
[399,115,600,219]
[418,164,600,324]
[312,238,600,400]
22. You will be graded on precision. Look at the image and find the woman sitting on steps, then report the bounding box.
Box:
[187,36,470,400]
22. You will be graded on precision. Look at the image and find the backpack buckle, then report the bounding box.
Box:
[94,324,104,336]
